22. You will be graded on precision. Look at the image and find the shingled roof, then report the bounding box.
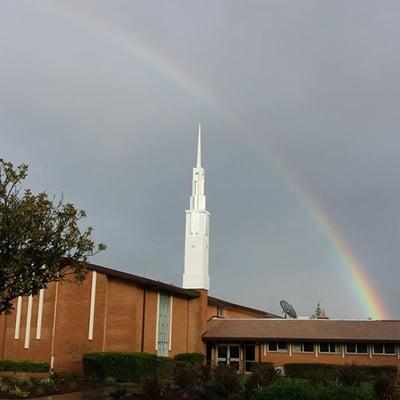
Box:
[203,318,400,342]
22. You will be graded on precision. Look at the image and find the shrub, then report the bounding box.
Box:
[141,361,174,399]
[244,363,280,399]
[284,363,397,385]
[205,365,243,400]
[336,364,364,386]
[0,359,49,372]
[11,385,29,399]
[172,361,206,400]
[82,352,158,382]
[284,363,337,382]
[174,353,205,364]
[372,372,399,400]
[109,386,128,399]
[104,376,117,386]
[256,378,374,400]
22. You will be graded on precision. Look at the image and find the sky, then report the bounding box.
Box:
[1,1,399,319]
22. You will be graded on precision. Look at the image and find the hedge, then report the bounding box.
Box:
[284,363,397,381]
[256,378,373,400]
[82,352,158,382]
[0,360,49,373]
[174,353,205,364]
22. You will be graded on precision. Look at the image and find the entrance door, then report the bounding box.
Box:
[244,344,255,374]
[216,344,240,370]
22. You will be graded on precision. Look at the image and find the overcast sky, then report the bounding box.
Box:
[1,1,399,319]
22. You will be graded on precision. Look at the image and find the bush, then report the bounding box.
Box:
[284,363,337,382]
[82,352,158,382]
[174,353,205,364]
[244,363,280,399]
[372,371,399,400]
[256,378,374,400]
[284,363,397,385]
[172,361,207,400]
[141,361,174,399]
[0,359,49,372]
[205,365,243,400]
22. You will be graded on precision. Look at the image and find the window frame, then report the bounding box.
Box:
[292,342,314,353]
[319,342,341,354]
[372,343,397,356]
[268,341,288,353]
[345,343,369,355]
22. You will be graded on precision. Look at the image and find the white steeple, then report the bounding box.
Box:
[182,124,210,290]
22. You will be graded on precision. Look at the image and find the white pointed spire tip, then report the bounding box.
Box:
[196,123,202,168]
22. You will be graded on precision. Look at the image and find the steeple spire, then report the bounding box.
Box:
[183,125,210,291]
[196,123,202,168]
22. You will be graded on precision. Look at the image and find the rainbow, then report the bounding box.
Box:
[43,1,388,320]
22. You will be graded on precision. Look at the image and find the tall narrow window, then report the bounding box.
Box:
[157,293,171,357]
[36,289,44,340]
[14,296,22,339]
[24,295,33,349]
[88,271,97,340]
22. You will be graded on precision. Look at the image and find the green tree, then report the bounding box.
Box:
[0,158,106,313]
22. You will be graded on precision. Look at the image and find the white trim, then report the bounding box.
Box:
[289,343,292,357]
[155,292,160,351]
[14,296,22,339]
[88,271,97,340]
[369,345,373,359]
[24,295,33,349]
[318,343,341,354]
[315,344,318,358]
[341,344,345,358]
[263,343,266,357]
[168,296,173,352]
[36,289,44,339]
[372,343,397,356]
[50,282,59,371]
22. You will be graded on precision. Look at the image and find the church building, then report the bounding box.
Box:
[1,126,400,374]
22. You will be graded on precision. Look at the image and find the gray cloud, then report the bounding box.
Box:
[1,0,399,318]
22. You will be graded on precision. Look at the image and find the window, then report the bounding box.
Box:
[244,344,255,374]
[217,307,224,317]
[319,343,340,353]
[157,293,171,357]
[217,344,240,370]
[293,342,314,353]
[268,341,288,352]
[346,343,368,354]
[373,343,397,355]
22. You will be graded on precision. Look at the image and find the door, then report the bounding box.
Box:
[244,344,255,374]
[216,344,240,370]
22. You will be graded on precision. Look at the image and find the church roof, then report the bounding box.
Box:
[203,318,400,342]
[84,262,275,317]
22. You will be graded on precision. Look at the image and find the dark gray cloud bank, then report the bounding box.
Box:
[1,1,399,318]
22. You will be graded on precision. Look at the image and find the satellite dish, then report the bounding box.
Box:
[280,300,297,319]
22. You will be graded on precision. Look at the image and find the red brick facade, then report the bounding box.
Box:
[0,265,265,372]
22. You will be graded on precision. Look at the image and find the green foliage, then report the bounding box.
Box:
[141,361,174,399]
[109,386,129,399]
[205,365,243,400]
[244,363,280,399]
[172,360,207,400]
[0,158,106,314]
[11,385,30,399]
[174,353,205,364]
[0,359,49,372]
[82,352,159,382]
[284,363,337,382]
[256,378,374,400]
[284,362,397,385]
[372,372,399,400]
[0,377,11,393]
[104,376,117,386]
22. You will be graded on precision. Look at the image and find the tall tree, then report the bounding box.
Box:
[0,158,106,313]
